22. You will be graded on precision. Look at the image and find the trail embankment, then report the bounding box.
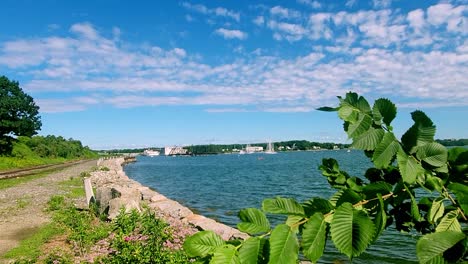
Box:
[0,160,97,258]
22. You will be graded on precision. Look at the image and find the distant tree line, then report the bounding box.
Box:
[10,135,97,159]
[103,140,350,155]
[436,138,468,146]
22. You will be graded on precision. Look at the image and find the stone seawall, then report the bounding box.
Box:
[90,157,247,241]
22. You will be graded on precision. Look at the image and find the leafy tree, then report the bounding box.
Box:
[0,76,41,154]
[183,92,467,263]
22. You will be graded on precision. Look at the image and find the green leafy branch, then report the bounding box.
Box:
[183,92,467,264]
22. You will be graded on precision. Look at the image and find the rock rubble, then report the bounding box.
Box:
[89,157,248,241]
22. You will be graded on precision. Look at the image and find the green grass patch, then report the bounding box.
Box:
[0,168,65,190]
[58,176,86,198]
[1,223,63,262]
[0,156,66,171]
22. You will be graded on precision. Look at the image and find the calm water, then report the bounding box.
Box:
[124,150,418,263]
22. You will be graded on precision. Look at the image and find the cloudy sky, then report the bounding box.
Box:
[0,0,467,149]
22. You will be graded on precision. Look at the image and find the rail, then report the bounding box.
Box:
[0,159,93,180]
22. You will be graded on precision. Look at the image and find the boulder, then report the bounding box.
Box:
[149,200,193,219]
[108,198,141,219]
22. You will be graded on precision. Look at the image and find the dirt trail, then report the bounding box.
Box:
[0,160,97,258]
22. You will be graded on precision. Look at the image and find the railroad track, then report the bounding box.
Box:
[0,159,94,180]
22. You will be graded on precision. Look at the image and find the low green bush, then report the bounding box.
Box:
[102,208,191,264]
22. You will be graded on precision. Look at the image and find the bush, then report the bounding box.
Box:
[103,208,191,264]
[183,92,468,263]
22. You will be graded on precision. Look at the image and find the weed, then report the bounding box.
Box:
[47,195,65,211]
[102,209,191,263]
[16,198,30,209]
[99,166,110,171]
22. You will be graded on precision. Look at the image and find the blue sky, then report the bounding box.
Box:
[0,0,467,149]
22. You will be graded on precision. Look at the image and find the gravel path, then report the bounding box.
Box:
[0,160,97,258]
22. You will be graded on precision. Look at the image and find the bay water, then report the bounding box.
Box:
[124,150,418,263]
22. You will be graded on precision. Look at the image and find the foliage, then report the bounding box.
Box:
[0,76,41,154]
[50,197,111,254]
[183,92,467,263]
[102,208,191,263]
[0,135,98,170]
[437,139,468,147]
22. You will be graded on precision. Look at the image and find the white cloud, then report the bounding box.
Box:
[297,0,321,9]
[345,0,356,8]
[372,0,392,9]
[1,11,467,114]
[253,16,265,26]
[70,22,99,39]
[270,6,302,19]
[407,9,426,31]
[427,3,467,33]
[214,28,248,40]
[182,2,240,22]
[268,20,307,41]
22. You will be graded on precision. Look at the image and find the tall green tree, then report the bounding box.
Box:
[0,76,41,154]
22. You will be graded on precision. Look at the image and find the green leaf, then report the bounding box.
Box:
[285,215,303,232]
[347,114,372,139]
[362,181,393,200]
[372,98,397,126]
[183,230,225,257]
[338,105,357,122]
[416,142,448,167]
[340,92,372,113]
[417,231,465,264]
[436,210,461,232]
[317,106,338,112]
[448,183,468,214]
[373,194,387,242]
[302,198,334,217]
[330,203,375,259]
[210,245,240,264]
[334,189,363,207]
[428,198,445,224]
[268,224,299,264]
[372,132,401,169]
[401,110,436,153]
[262,197,305,216]
[302,213,327,262]
[351,128,385,151]
[397,150,424,184]
[237,208,270,235]
[238,237,267,264]
[406,188,422,222]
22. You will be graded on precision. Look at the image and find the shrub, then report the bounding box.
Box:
[183,92,467,263]
[103,208,191,263]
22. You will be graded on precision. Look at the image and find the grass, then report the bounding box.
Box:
[0,167,65,190]
[58,176,86,198]
[1,223,63,262]
[0,156,67,171]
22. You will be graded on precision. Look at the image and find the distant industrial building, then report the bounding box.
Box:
[246,145,263,152]
[164,146,188,156]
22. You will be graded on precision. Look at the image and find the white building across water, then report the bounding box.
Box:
[164,146,188,156]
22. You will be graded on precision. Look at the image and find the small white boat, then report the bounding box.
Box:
[143,149,160,156]
[264,142,277,154]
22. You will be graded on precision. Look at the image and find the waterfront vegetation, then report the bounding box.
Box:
[183,92,467,263]
[2,170,190,264]
[0,135,98,171]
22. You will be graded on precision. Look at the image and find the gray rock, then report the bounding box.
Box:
[108,198,141,219]
[149,200,193,219]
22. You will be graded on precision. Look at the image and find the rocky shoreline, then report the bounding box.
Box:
[89,157,247,242]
